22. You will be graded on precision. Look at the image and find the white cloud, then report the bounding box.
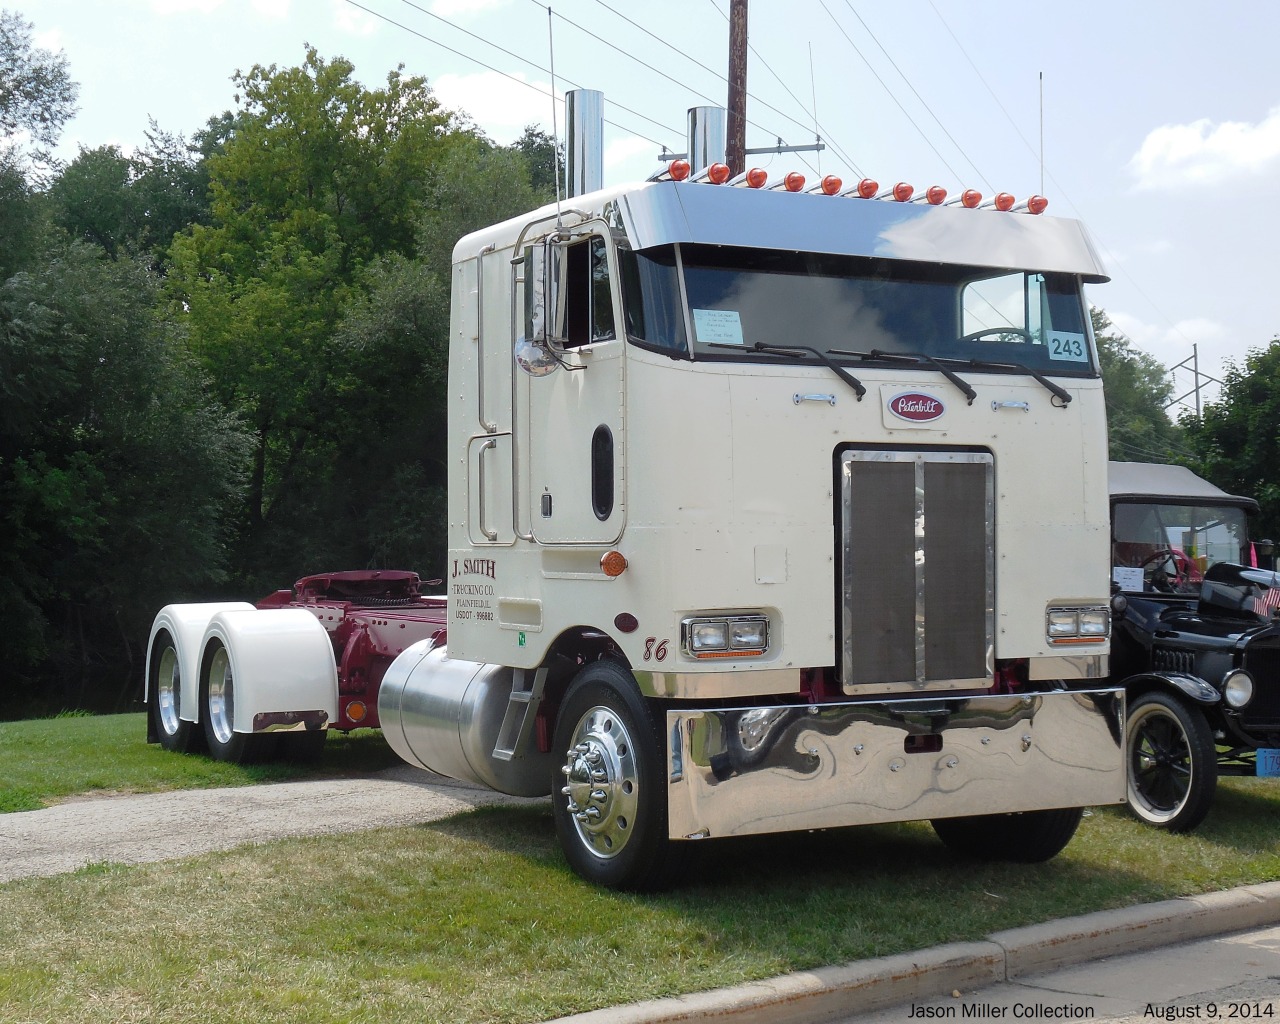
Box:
[32,28,65,52]
[1128,106,1280,189]
[431,71,553,143]
[604,136,654,170]
[332,0,376,35]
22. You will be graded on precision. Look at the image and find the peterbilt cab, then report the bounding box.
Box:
[1109,460,1280,831]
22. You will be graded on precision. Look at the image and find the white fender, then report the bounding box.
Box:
[201,608,338,734]
[147,603,256,724]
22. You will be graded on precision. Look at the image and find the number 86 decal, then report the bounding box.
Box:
[643,637,669,661]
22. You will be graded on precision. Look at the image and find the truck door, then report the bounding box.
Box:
[523,234,626,545]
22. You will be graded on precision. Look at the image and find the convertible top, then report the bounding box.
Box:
[1108,461,1258,512]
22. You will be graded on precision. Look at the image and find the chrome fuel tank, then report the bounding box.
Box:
[378,640,553,798]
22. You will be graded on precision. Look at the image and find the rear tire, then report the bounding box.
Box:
[551,660,684,891]
[200,640,276,764]
[931,806,1083,862]
[148,633,201,753]
[1125,690,1216,832]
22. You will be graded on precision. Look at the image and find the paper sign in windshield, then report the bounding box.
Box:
[1112,566,1144,591]
[693,308,744,345]
[1047,332,1089,362]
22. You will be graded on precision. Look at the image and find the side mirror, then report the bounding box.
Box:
[516,240,568,377]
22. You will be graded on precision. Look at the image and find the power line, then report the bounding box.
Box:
[341,0,675,148]
[839,0,992,192]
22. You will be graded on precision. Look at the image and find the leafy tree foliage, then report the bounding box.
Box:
[47,126,211,267]
[0,235,250,713]
[0,9,77,172]
[1092,307,1186,463]
[1183,341,1280,540]
[512,124,561,201]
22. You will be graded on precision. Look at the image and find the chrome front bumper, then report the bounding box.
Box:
[666,689,1125,839]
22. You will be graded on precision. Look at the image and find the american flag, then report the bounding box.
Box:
[1254,586,1280,618]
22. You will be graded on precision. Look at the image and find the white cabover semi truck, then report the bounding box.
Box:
[148,95,1125,889]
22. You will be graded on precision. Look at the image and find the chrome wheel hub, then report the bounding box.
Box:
[207,647,235,745]
[156,646,181,736]
[560,706,639,860]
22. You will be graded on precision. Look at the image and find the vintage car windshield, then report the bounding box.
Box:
[1112,501,1252,594]
[618,243,1096,375]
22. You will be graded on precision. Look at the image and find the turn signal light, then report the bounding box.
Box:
[600,551,628,577]
[669,159,691,181]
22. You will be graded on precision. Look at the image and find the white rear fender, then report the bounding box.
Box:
[201,608,338,734]
[147,603,256,723]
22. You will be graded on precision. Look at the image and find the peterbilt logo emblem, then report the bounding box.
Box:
[888,392,945,422]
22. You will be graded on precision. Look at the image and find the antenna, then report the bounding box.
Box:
[809,42,820,176]
[547,5,563,228]
[1039,71,1044,197]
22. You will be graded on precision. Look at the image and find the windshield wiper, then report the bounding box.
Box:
[951,356,1072,407]
[831,348,976,405]
[708,341,866,400]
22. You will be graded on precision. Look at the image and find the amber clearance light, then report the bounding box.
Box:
[600,551,628,578]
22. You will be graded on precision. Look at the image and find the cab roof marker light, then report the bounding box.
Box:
[668,159,691,182]
[725,167,768,188]
[875,182,914,201]
[768,171,805,192]
[1013,195,1049,215]
[696,162,731,185]
[841,177,879,198]
[807,174,843,195]
[945,189,983,208]
[979,191,1016,211]
[911,185,947,205]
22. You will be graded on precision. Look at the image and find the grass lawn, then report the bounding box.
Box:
[0,714,1277,1023]
[0,712,401,812]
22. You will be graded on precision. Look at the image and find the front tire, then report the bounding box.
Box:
[1125,690,1216,832]
[200,641,276,764]
[551,660,683,891]
[931,807,1083,862]
[149,633,202,753]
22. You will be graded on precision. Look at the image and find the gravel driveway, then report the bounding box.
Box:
[0,766,545,883]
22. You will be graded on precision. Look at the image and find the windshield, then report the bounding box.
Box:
[1112,501,1251,594]
[618,243,1095,375]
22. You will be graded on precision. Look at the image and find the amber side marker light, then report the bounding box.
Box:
[346,700,368,723]
[600,551,628,577]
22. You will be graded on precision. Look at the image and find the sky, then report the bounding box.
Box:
[10,0,1280,416]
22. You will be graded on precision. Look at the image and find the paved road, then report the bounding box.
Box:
[0,766,543,883]
[841,925,1280,1024]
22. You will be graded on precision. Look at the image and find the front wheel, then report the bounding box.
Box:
[1125,690,1216,832]
[200,641,276,764]
[551,660,683,891]
[931,806,1083,862]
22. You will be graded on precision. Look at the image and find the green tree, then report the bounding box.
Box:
[167,48,470,589]
[0,9,77,173]
[1093,307,1186,463]
[0,235,250,712]
[1183,341,1280,540]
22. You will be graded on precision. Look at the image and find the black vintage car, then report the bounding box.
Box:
[1109,461,1280,831]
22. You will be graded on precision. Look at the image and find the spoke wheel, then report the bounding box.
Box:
[551,661,683,890]
[148,634,200,753]
[1125,690,1216,832]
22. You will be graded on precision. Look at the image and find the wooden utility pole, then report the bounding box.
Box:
[726,0,748,175]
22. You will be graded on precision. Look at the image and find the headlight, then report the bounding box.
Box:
[1223,669,1254,709]
[683,614,770,658]
[1046,605,1110,644]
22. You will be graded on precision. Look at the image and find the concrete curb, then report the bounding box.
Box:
[549,882,1280,1024]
